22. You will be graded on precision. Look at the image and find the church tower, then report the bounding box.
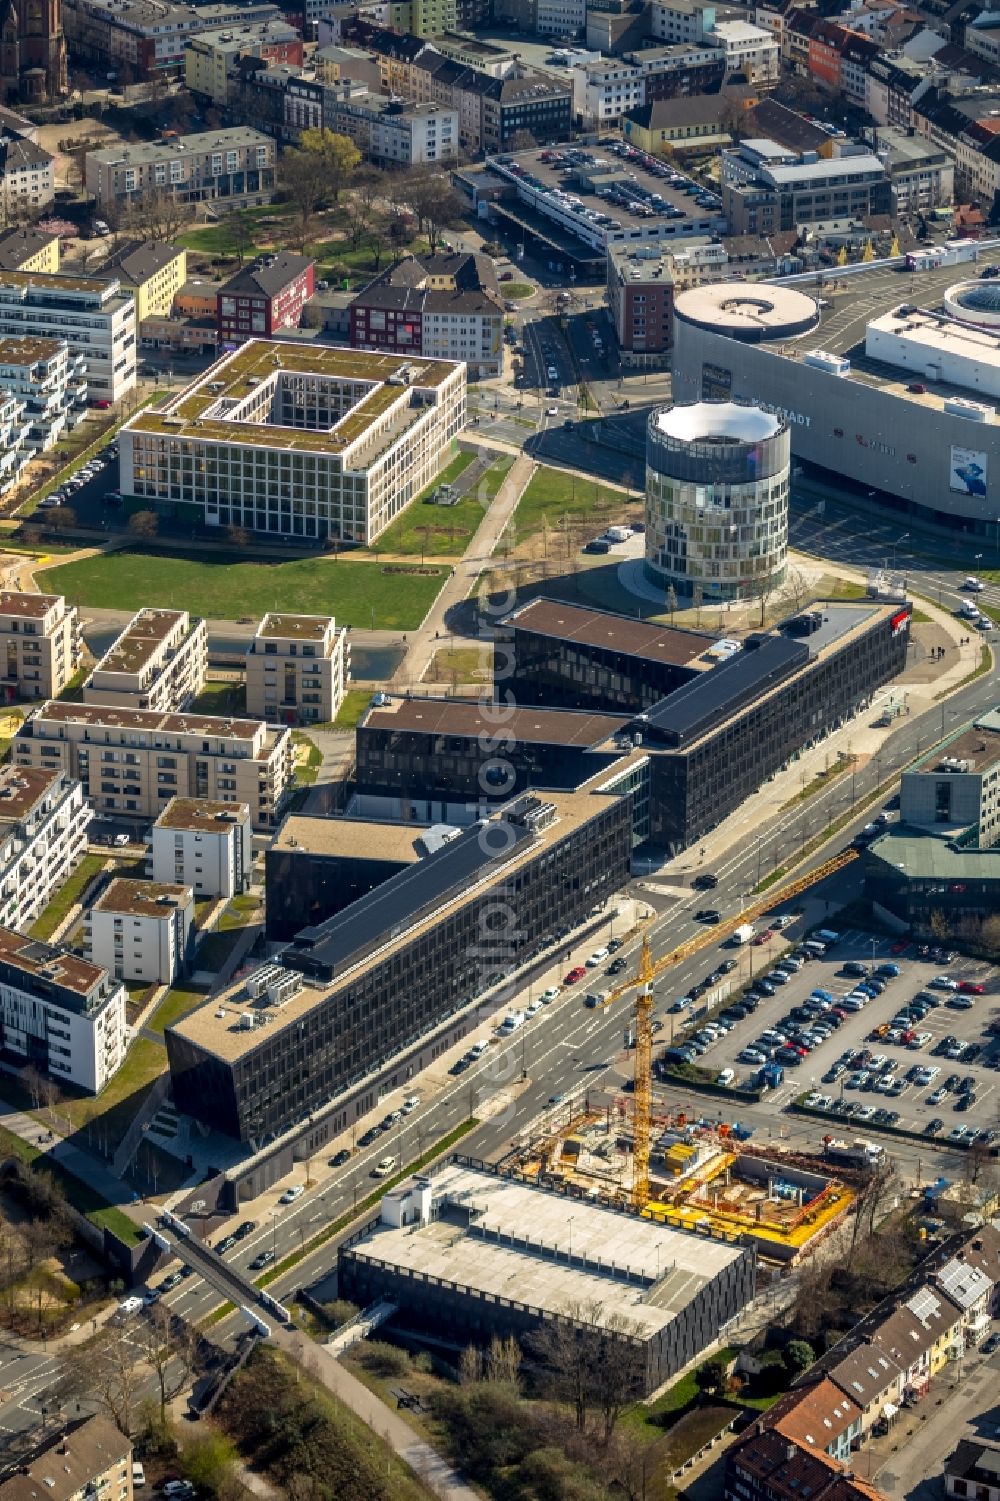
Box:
[0,0,65,102]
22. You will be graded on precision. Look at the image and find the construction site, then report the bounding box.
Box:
[499,935,856,1263]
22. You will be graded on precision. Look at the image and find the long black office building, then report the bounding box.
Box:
[166,788,632,1143]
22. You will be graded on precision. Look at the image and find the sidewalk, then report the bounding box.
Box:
[278,1328,480,1501]
[392,451,537,688]
[0,1102,130,1208]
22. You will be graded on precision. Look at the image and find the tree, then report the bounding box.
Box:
[485,1333,521,1386]
[45,506,76,530]
[282,148,326,243]
[407,173,464,252]
[459,1343,483,1384]
[140,1303,196,1420]
[226,524,250,549]
[87,1322,144,1435]
[128,510,158,539]
[528,1301,643,1441]
[783,1338,816,1378]
[181,1432,239,1497]
[695,1358,726,1396]
[298,128,361,203]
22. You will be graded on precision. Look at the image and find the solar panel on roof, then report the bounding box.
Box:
[283,818,533,982]
[638,636,808,747]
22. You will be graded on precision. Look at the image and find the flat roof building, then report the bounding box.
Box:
[152,796,251,899]
[671,254,1000,536]
[0,766,91,935]
[119,340,467,546]
[899,711,1000,846]
[166,787,633,1142]
[85,876,194,985]
[12,702,293,830]
[83,607,207,714]
[339,1161,756,1394]
[245,612,348,726]
[0,589,81,702]
[0,925,128,1092]
[0,269,136,405]
[85,127,277,213]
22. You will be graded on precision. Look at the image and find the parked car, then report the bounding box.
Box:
[278,1184,304,1204]
[328,1150,352,1167]
[234,1220,257,1238]
[249,1250,275,1271]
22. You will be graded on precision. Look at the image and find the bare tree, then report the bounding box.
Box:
[528,1300,641,1438]
[140,1304,197,1420]
[22,1064,43,1110]
[128,510,158,539]
[89,1321,144,1436]
[458,1343,482,1385]
[485,1333,521,1386]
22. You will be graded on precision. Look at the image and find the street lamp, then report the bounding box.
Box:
[892,533,910,572]
[567,1215,575,1262]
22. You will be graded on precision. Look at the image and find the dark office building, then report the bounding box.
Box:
[641,602,912,852]
[502,599,714,713]
[354,696,631,819]
[166,789,632,1142]
[265,813,432,942]
[862,826,1000,937]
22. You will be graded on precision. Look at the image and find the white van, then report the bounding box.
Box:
[470,1039,490,1057]
[959,599,981,619]
[500,1011,526,1033]
[716,1068,735,1087]
[132,1464,146,1488]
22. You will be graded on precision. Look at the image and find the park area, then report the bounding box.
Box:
[372,452,514,559]
[510,466,638,550]
[38,549,449,632]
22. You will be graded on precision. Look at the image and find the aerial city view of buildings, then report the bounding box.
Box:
[0,0,995,1492]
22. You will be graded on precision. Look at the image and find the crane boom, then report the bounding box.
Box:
[632,933,654,1212]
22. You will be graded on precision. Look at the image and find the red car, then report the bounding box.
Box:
[753,929,774,946]
[891,939,909,956]
[563,966,586,985]
[958,981,985,994]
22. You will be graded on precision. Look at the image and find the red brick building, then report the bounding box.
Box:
[217,251,315,346]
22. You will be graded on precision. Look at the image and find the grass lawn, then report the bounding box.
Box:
[511,464,631,541]
[430,646,490,681]
[189,679,247,716]
[58,1037,166,1139]
[292,730,322,785]
[373,451,480,558]
[148,984,210,1035]
[502,283,534,299]
[621,1348,740,1437]
[30,854,108,942]
[38,549,448,632]
[479,454,514,502]
[0,1123,141,1243]
[334,687,373,728]
[218,892,262,931]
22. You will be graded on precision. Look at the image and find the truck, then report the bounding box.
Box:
[822,1137,886,1171]
[731,924,755,946]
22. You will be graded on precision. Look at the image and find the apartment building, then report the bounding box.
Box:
[0,591,81,702]
[0,225,59,273]
[83,608,207,714]
[0,767,90,935]
[322,90,458,166]
[572,58,645,127]
[348,251,504,378]
[184,20,303,104]
[607,242,675,367]
[0,271,135,405]
[0,129,54,221]
[245,613,348,725]
[13,702,294,830]
[152,796,252,898]
[0,1416,133,1501]
[63,0,281,80]
[94,240,187,321]
[710,18,780,80]
[0,338,87,454]
[85,128,277,214]
[85,876,193,984]
[119,340,467,547]
[0,925,128,1091]
[217,252,315,346]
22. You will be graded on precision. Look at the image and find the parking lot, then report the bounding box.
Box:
[663,930,999,1146]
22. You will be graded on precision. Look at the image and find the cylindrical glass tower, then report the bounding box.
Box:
[645,401,790,601]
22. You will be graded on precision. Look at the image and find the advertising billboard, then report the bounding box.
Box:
[950,446,988,497]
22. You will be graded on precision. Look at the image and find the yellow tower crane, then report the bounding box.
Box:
[632,933,655,1212]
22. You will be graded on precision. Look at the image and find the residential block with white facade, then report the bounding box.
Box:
[85,127,277,214]
[348,251,503,379]
[572,58,645,127]
[13,703,293,830]
[245,613,348,725]
[83,608,207,714]
[0,767,90,935]
[0,271,136,406]
[0,926,128,1092]
[152,796,251,898]
[0,591,81,702]
[85,877,193,985]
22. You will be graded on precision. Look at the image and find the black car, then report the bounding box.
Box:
[250,1250,276,1271]
[925,1117,943,1134]
[607,937,623,953]
[689,981,708,999]
[177,1264,194,1279]
[159,1271,184,1292]
[607,957,628,975]
[215,1234,237,1254]
[358,1127,381,1147]
[955,1093,976,1111]
[696,909,721,923]
[963,1043,982,1062]
[705,971,722,986]
[719,959,737,974]
[694,872,719,889]
[234,1220,257,1239]
[756,980,776,996]
[329,1149,352,1168]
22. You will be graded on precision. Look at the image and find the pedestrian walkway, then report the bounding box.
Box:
[278,1329,480,1501]
[0,1102,129,1208]
[392,450,537,688]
